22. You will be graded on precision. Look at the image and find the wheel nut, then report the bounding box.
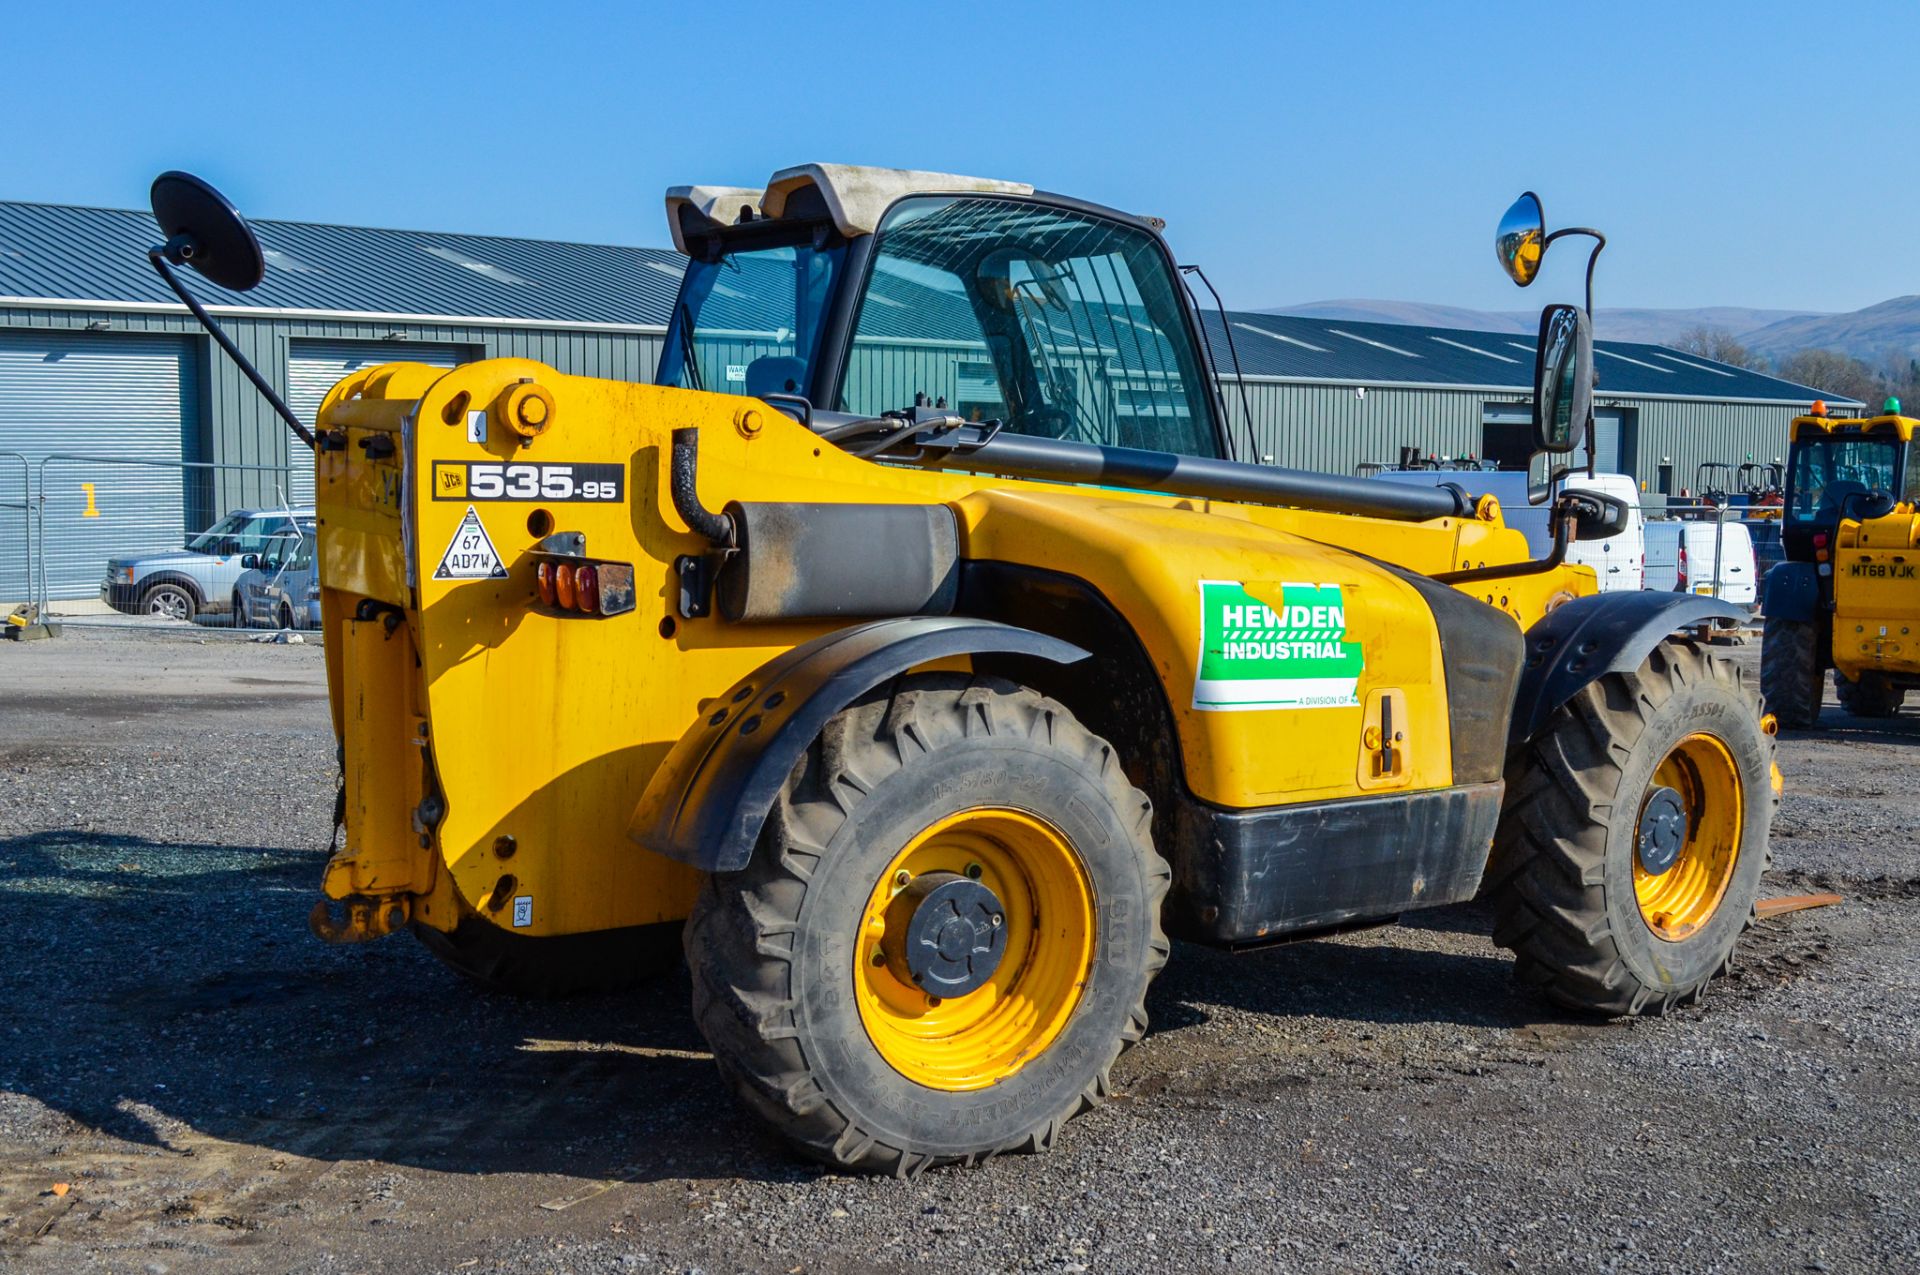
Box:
[965,862,983,880]
[893,869,912,889]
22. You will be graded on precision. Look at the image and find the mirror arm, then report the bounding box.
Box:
[147,246,316,451]
[1433,513,1576,585]
[1541,227,1607,316]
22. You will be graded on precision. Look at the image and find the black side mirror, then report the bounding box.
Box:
[1560,488,1631,541]
[1532,304,1591,455]
[239,553,262,570]
[150,172,266,292]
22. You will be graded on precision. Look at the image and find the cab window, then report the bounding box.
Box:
[1788,438,1901,522]
[840,196,1220,458]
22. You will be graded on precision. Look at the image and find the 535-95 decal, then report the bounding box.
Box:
[433,461,624,503]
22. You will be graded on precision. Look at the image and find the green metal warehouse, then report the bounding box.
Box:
[0,197,1855,600]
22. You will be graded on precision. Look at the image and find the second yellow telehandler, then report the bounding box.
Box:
[142,170,1776,1174]
[1763,402,1920,724]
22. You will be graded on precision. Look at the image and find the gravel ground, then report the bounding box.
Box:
[1,627,1915,1273]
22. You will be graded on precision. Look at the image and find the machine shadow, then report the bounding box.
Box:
[1146,903,1568,1034]
[0,830,802,1187]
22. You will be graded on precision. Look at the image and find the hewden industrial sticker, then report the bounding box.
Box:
[1192,579,1364,711]
[432,460,624,502]
[434,506,509,580]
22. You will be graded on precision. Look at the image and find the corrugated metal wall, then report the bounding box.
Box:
[1629,399,1797,495]
[1,305,663,513]
[1234,381,1486,474]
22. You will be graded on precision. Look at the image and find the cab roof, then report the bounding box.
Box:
[665,163,1034,254]
[1791,413,1920,442]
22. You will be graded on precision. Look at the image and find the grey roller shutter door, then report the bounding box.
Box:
[0,330,196,600]
[285,339,465,505]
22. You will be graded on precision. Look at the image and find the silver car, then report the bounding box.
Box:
[236,527,321,630]
[102,507,316,621]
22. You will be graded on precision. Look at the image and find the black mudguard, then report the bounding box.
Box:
[1508,592,1747,752]
[629,617,1088,872]
[1763,560,1823,622]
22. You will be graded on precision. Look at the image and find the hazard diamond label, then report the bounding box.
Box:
[434,505,508,580]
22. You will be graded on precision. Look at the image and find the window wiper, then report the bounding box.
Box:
[678,301,706,393]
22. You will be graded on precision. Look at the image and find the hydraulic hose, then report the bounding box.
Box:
[670,427,736,546]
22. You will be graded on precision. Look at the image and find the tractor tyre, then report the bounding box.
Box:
[1835,670,1905,718]
[1488,641,1773,1016]
[413,917,683,998]
[684,673,1169,1175]
[1760,613,1823,728]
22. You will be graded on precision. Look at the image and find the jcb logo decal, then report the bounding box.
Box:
[1847,562,1916,579]
[431,461,624,503]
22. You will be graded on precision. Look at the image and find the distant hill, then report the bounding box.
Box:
[1740,295,1920,363]
[1266,300,1826,348]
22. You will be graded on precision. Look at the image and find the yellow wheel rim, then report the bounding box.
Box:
[1634,733,1744,942]
[854,808,1095,1091]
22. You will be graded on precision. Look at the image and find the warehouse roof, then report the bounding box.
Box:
[1192,310,1856,405]
[0,198,1852,405]
[0,200,684,328]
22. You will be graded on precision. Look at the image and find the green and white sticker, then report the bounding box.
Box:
[1193,579,1364,711]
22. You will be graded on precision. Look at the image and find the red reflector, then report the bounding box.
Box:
[555,563,577,610]
[1813,532,1829,549]
[576,564,600,614]
[535,561,556,606]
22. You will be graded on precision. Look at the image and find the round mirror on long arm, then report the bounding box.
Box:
[150,171,266,293]
[1495,191,1546,287]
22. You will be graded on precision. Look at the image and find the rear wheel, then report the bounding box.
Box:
[1835,670,1905,718]
[141,581,196,622]
[277,600,295,631]
[685,674,1169,1175]
[1760,613,1823,727]
[1489,641,1773,1015]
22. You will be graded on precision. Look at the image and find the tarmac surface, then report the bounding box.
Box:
[1,626,1914,1273]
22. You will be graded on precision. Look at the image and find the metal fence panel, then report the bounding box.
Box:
[0,451,29,605]
[34,455,300,621]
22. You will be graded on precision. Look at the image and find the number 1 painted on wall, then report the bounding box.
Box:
[81,482,99,518]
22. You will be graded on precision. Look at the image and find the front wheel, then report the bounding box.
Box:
[1489,641,1773,1015]
[1760,613,1823,727]
[685,674,1169,1175]
[141,581,197,622]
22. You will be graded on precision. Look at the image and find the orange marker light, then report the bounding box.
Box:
[535,561,556,607]
[555,563,577,610]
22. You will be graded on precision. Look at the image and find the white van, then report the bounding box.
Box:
[1676,519,1758,610]
[1643,521,1682,592]
[1561,473,1645,592]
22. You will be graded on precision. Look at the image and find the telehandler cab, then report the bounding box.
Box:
[143,170,1776,1174]
[1762,399,1920,724]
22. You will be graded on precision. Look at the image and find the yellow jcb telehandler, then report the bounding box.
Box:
[1762,399,1920,723]
[142,170,1777,1174]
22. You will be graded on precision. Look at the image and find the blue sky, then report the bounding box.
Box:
[6,1,1912,314]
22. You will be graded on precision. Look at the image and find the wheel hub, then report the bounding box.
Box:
[1637,785,1688,876]
[882,871,1008,997]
